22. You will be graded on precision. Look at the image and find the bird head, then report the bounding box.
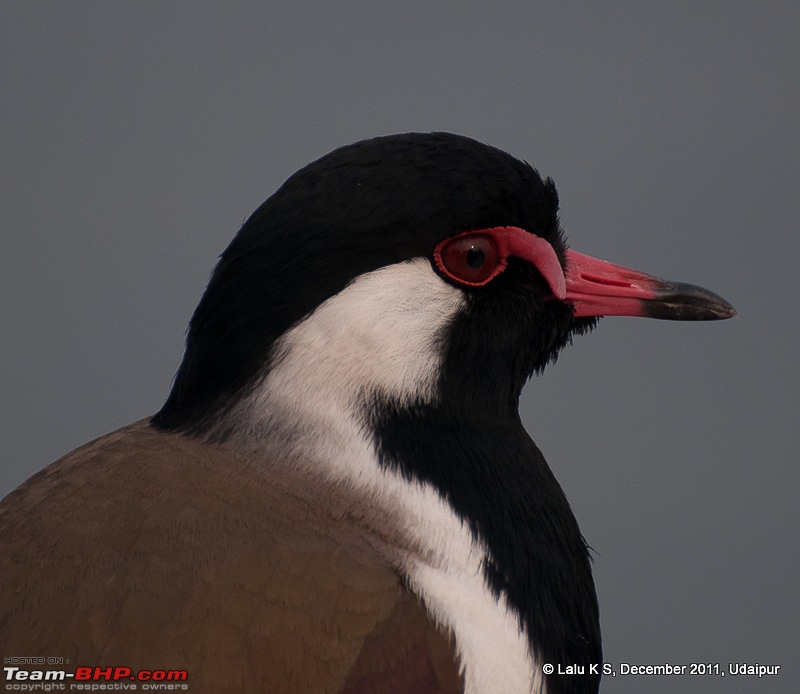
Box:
[153,132,735,436]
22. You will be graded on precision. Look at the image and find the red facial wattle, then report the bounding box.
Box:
[433,227,566,298]
[433,227,736,321]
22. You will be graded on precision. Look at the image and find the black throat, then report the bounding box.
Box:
[370,406,601,693]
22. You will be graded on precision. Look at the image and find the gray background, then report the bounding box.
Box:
[2,3,797,692]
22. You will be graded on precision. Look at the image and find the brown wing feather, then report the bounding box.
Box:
[341,590,464,693]
[0,420,462,693]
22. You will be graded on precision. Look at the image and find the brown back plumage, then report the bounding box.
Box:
[0,420,463,693]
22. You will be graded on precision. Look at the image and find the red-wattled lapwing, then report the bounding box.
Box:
[0,133,735,694]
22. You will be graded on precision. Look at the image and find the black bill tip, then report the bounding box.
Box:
[642,282,738,321]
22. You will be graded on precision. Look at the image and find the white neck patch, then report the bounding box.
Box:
[270,257,462,406]
[223,257,541,693]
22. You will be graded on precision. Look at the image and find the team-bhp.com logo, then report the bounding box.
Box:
[4,665,188,690]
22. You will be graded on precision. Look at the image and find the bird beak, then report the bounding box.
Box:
[563,250,737,320]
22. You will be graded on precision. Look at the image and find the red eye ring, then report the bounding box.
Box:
[433,232,506,286]
[433,227,568,298]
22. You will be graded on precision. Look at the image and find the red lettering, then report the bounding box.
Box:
[113,667,132,680]
[74,667,92,681]
[93,667,113,680]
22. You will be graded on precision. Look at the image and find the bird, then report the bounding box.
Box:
[0,133,735,694]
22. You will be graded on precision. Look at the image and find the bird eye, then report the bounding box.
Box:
[433,233,503,286]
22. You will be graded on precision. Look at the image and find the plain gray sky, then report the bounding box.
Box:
[2,3,797,692]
